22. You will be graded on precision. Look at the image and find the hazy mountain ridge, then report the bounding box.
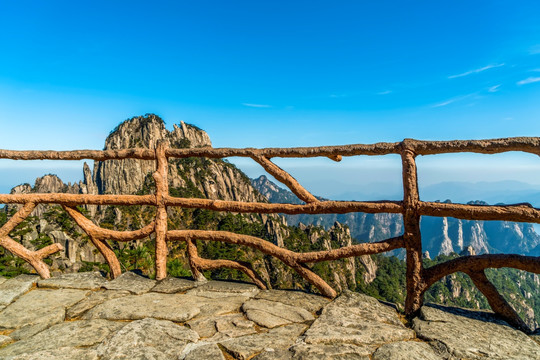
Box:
[252,175,540,257]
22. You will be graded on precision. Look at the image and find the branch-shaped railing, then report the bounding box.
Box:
[1,137,540,333]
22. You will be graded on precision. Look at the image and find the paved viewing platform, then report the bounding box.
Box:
[0,272,539,360]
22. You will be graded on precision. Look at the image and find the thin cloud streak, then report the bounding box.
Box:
[488,84,501,92]
[517,77,540,85]
[242,103,272,108]
[432,99,456,108]
[448,63,505,79]
[377,90,392,95]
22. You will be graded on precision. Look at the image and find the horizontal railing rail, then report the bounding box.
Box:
[1,137,539,333]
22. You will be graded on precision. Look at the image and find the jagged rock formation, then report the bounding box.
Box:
[2,114,366,295]
[0,273,539,359]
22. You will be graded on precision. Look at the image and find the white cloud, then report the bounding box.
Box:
[242,103,271,108]
[432,99,456,108]
[448,63,505,79]
[377,90,392,95]
[488,84,501,92]
[517,77,540,85]
[329,93,347,98]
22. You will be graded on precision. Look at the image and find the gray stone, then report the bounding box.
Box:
[96,318,199,360]
[187,280,259,298]
[252,349,293,360]
[66,290,130,319]
[9,312,65,340]
[219,323,308,360]
[0,275,39,306]
[37,272,107,290]
[372,341,443,360]
[0,319,124,357]
[413,304,540,360]
[83,292,201,322]
[0,335,12,347]
[102,271,156,295]
[255,290,329,313]
[242,298,314,328]
[0,289,88,330]
[0,277,6,285]
[290,343,372,359]
[151,277,197,293]
[183,343,226,360]
[6,347,98,360]
[303,292,414,347]
[188,313,257,339]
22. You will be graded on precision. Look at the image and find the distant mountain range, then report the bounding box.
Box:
[252,175,540,258]
[330,180,540,208]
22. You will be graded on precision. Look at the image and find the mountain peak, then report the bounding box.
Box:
[105,114,211,151]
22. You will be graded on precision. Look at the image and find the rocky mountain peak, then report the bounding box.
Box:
[93,115,214,195]
[104,114,211,150]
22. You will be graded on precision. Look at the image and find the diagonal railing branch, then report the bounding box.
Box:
[467,269,531,333]
[0,202,37,236]
[423,254,540,289]
[167,230,405,298]
[63,206,155,241]
[251,155,319,203]
[63,206,155,278]
[0,202,63,278]
[186,238,267,289]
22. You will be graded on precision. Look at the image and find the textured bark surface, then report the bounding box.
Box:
[400,147,425,316]
[153,141,169,281]
[1,137,540,331]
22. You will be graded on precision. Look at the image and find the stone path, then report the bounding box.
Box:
[0,272,539,359]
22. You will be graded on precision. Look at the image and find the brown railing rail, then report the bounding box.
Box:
[1,137,540,332]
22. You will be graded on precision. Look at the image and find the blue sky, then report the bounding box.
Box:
[1,1,540,200]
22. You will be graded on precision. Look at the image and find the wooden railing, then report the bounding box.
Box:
[1,137,540,332]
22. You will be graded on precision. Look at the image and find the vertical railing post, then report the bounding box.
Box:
[400,140,425,316]
[153,141,169,280]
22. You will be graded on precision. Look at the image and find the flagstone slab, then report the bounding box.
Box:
[254,289,329,313]
[186,280,259,298]
[0,289,88,330]
[187,313,257,339]
[0,275,39,307]
[151,277,197,294]
[372,341,443,360]
[37,272,107,290]
[66,290,131,319]
[95,318,198,360]
[288,343,372,359]
[219,323,308,360]
[183,343,226,360]
[242,298,314,328]
[102,271,156,295]
[6,347,99,360]
[413,304,540,360]
[82,292,201,322]
[0,319,125,357]
[303,291,414,346]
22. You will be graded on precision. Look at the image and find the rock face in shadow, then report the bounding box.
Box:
[0,275,539,359]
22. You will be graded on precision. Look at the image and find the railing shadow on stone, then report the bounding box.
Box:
[1,137,540,333]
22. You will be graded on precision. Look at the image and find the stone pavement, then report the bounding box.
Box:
[0,272,539,359]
